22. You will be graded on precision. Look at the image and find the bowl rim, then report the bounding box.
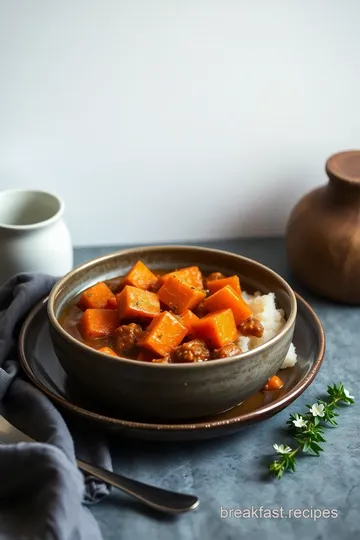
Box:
[47,244,297,369]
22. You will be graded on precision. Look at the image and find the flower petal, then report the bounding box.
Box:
[344,389,354,400]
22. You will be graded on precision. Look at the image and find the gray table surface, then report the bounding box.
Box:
[74,238,360,540]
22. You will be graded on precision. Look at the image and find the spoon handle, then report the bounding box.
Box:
[77,458,199,514]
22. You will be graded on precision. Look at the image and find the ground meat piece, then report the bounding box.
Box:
[193,301,206,317]
[204,272,226,289]
[238,317,264,338]
[212,342,242,359]
[134,317,152,330]
[152,357,170,363]
[106,277,123,294]
[207,272,225,281]
[150,281,162,293]
[172,339,210,363]
[114,323,143,354]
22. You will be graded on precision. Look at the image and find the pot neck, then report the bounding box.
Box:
[327,176,360,202]
[325,150,360,201]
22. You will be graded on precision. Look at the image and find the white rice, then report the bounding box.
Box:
[237,291,297,369]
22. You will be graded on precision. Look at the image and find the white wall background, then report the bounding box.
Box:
[1,0,360,246]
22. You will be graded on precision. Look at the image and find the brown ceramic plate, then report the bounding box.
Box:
[19,294,324,441]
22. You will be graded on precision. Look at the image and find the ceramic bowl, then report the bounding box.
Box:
[47,246,297,420]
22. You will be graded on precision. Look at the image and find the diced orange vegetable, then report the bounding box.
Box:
[138,311,188,356]
[116,285,160,320]
[158,275,206,314]
[152,357,169,363]
[98,346,118,357]
[80,309,119,340]
[79,282,117,310]
[160,266,203,289]
[123,261,158,291]
[207,275,241,296]
[178,309,199,337]
[263,375,284,391]
[192,308,238,348]
[203,285,252,325]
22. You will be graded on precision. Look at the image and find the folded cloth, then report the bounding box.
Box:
[0,273,111,540]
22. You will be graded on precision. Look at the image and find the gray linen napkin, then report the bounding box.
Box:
[0,273,111,540]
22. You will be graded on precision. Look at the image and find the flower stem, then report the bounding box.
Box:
[269,382,355,478]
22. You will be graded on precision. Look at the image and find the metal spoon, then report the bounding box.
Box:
[0,414,199,514]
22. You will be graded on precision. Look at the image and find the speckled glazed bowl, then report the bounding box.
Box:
[47,246,297,420]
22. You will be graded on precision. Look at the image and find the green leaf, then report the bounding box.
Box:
[310,442,324,456]
[269,460,285,479]
[302,440,311,452]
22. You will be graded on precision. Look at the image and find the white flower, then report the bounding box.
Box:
[344,389,354,400]
[273,443,292,454]
[292,414,308,428]
[309,403,325,417]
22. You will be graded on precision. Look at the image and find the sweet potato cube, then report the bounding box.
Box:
[138,311,187,356]
[98,346,118,357]
[203,285,252,325]
[192,308,238,348]
[207,275,241,296]
[80,309,119,340]
[116,285,160,320]
[178,309,200,337]
[123,261,158,290]
[79,282,117,310]
[158,275,206,314]
[263,375,284,391]
[160,266,203,289]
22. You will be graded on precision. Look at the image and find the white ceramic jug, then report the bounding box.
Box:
[0,189,73,284]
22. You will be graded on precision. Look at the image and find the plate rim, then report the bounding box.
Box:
[18,293,325,433]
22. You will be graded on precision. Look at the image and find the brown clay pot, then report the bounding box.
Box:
[286,150,360,303]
